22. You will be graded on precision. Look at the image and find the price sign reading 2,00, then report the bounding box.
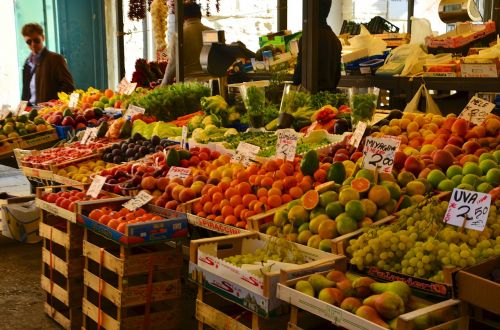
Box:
[366,153,394,167]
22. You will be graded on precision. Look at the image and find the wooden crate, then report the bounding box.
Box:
[82,229,182,330]
[40,211,84,330]
[278,267,469,330]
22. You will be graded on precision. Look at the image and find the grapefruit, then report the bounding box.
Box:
[302,190,319,211]
[355,169,375,184]
[368,185,391,207]
[288,205,309,226]
[360,199,377,218]
[319,191,339,207]
[345,200,366,221]
[351,177,371,194]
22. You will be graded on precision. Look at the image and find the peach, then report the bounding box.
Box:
[404,156,424,176]
[433,150,455,170]
[352,277,376,298]
[171,185,184,201]
[431,138,446,150]
[443,144,462,157]
[459,154,479,166]
[462,140,481,155]
[418,167,432,179]
[483,116,500,136]
[474,148,489,157]
[141,176,157,191]
[442,117,456,130]
[164,200,179,210]
[447,136,464,147]
[179,188,196,203]
[393,151,407,171]
[451,118,469,136]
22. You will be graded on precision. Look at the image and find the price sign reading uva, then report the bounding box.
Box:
[167,166,191,180]
[362,136,401,173]
[458,96,495,125]
[276,129,298,162]
[231,142,260,167]
[348,122,367,149]
[443,188,491,232]
[86,175,106,198]
[123,191,153,211]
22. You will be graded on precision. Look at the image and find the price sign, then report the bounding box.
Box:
[1,105,10,119]
[125,104,145,117]
[15,101,28,115]
[348,121,367,148]
[370,112,389,126]
[117,77,129,94]
[124,82,137,95]
[123,190,153,211]
[458,96,495,125]
[276,129,298,161]
[231,142,260,167]
[362,136,401,173]
[104,107,123,115]
[443,188,491,232]
[167,166,191,179]
[81,127,98,145]
[181,126,188,149]
[86,175,106,198]
[68,92,79,108]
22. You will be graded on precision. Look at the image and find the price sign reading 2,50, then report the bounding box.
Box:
[443,188,491,232]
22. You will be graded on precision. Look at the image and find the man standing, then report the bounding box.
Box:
[161,2,212,85]
[21,23,74,105]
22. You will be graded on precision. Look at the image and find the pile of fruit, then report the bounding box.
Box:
[40,189,108,212]
[53,159,115,184]
[294,272,456,329]
[0,111,51,140]
[347,196,500,283]
[87,206,166,234]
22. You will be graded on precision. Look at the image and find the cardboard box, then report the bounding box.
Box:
[455,256,500,315]
[461,63,498,78]
[1,194,41,243]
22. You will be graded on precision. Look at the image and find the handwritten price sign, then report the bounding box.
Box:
[81,127,98,145]
[123,191,153,211]
[68,92,80,108]
[443,188,491,232]
[181,126,188,149]
[117,77,137,95]
[125,104,146,117]
[15,101,28,115]
[458,96,495,125]
[231,142,260,167]
[348,122,367,148]
[276,129,298,161]
[167,166,191,179]
[362,136,401,173]
[86,175,106,198]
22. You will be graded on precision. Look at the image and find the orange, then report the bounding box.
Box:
[218,181,230,191]
[196,211,207,218]
[215,215,224,223]
[289,186,303,199]
[259,196,268,204]
[208,186,222,198]
[295,172,304,182]
[104,89,114,98]
[206,214,216,220]
[235,221,247,228]
[257,188,268,198]
[224,187,238,199]
[249,175,258,185]
[313,169,327,183]
[298,180,312,193]
[203,202,214,214]
[230,179,239,187]
[247,164,259,175]
[224,215,238,226]
[233,205,245,218]
[242,194,257,207]
[280,162,295,176]
[108,219,120,230]
[211,204,221,215]
[221,205,234,217]
[229,195,242,207]
[117,222,127,234]
[212,192,224,204]
[98,215,112,225]
[192,202,203,214]
[200,195,210,204]
[248,200,259,211]
[264,160,279,172]
[238,182,252,195]
[89,209,103,221]
[254,175,263,186]
[220,199,230,208]
[237,171,249,182]
[272,180,284,191]
[261,176,273,188]
[274,170,287,180]
[253,201,267,213]
[267,195,282,208]
[283,176,298,189]
[268,187,281,196]
[281,194,293,204]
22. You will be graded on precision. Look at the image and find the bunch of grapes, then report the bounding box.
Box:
[347,197,500,282]
[224,237,305,269]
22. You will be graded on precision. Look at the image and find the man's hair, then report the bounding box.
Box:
[22,23,44,36]
[184,2,202,19]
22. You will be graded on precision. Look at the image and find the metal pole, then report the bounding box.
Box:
[277,0,287,31]
[116,0,125,79]
[407,0,414,33]
[175,0,184,83]
[301,0,318,93]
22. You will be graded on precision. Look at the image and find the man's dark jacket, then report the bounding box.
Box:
[22,48,74,104]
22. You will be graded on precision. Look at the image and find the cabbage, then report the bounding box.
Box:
[188,115,204,131]
[204,124,218,135]
[192,128,208,143]
[224,128,238,137]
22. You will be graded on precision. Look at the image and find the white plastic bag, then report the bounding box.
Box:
[348,26,387,56]
[409,17,433,49]
[404,84,442,115]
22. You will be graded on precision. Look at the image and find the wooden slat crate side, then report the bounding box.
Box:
[40,275,69,305]
[82,298,120,330]
[42,248,70,277]
[195,299,251,330]
[39,222,70,249]
[83,240,182,277]
[43,302,71,330]
[84,269,181,307]
[122,309,180,330]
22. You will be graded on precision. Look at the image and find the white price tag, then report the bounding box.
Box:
[117,77,129,94]
[15,101,28,116]
[68,92,79,108]
[276,129,298,161]
[231,142,260,167]
[124,82,137,95]
[348,122,367,148]
[1,105,11,119]
[86,175,106,198]
[81,127,98,145]
[458,96,495,125]
[444,188,491,232]
[104,107,123,115]
[123,191,153,211]
[181,126,188,149]
[125,104,146,117]
[167,166,191,179]
[362,136,401,173]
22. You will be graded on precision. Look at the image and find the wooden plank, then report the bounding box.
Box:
[84,269,181,307]
[122,309,180,330]
[195,299,251,330]
[44,302,71,330]
[83,240,124,275]
[42,248,70,277]
[82,298,120,330]
[39,222,69,249]
[41,275,69,305]
[36,199,77,223]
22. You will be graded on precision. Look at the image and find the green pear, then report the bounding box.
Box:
[370,281,411,303]
[308,274,335,294]
[363,291,405,319]
[295,280,314,297]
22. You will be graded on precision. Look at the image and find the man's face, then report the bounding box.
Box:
[24,32,44,54]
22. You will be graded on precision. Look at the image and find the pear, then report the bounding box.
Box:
[308,274,335,294]
[352,276,376,298]
[295,280,315,297]
[363,291,405,320]
[370,281,411,303]
[318,287,344,306]
[355,305,389,329]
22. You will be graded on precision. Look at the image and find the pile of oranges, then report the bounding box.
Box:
[88,207,164,234]
[190,157,331,229]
